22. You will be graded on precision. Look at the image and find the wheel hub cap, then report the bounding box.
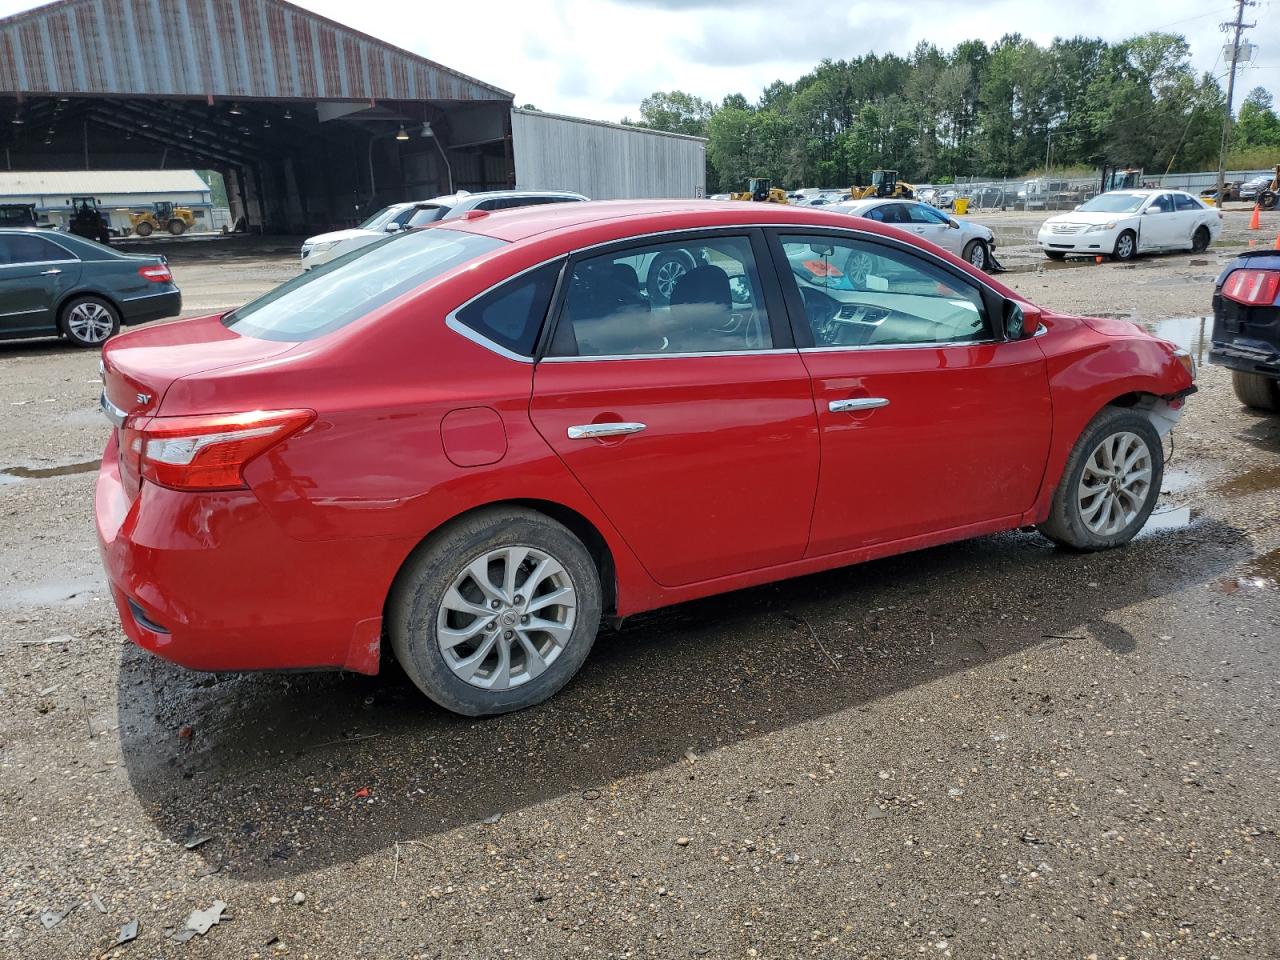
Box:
[436,545,577,691]
[67,303,113,342]
[1077,431,1152,536]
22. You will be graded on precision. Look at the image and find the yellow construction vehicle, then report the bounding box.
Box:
[730,177,789,203]
[848,169,916,201]
[129,201,196,237]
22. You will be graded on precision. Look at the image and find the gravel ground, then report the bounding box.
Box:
[1,206,1278,959]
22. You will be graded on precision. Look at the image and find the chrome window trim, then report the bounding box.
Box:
[799,338,1001,354]
[542,348,798,363]
[0,256,80,267]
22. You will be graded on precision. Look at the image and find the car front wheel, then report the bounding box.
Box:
[389,507,602,716]
[1112,230,1137,261]
[1039,407,1163,551]
[963,239,988,271]
[1043,250,1066,261]
[61,296,120,347]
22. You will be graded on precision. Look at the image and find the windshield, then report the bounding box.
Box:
[356,205,406,231]
[1078,193,1146,213]
[224,228,506,341]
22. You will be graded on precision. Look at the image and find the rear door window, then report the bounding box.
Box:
[1174,193,1202,211]
[0,234,76,265]
[224,228,505,341]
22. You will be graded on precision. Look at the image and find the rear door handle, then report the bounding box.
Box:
[829,398,889,413]
[40,268,62,276]
[567,421,647,440]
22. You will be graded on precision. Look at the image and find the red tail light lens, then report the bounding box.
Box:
[1222,268,1280,306]
[138,264,173,283]
[138,409,314,491]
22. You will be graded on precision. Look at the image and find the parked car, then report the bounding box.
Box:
[0,228,179,347]
[300,190,588,268]
[0,203,38,228]
[97,201,1195,716]
[831,197,997,271]
[1038,189,1221,261]
[1209,249,1280,411]
[1238,175,1272,202]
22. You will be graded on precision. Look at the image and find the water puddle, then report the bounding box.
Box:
[1136,505,1193,538]
[1140,317,1213,367]
[0,459,99,481]
[1215,462,1280,496]
[1214,548,1280,594]
[1161,467,1202,495]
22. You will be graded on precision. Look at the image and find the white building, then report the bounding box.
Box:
[0,169,217,234]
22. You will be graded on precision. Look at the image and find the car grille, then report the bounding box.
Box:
[1051,223,1086,235]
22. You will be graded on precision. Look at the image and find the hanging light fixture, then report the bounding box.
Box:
[263,117,271,128]
[11,112,23,125]
[228,102,243,116]
[395,124,410,141]
[420,121,433,138]
[283,108,292,120]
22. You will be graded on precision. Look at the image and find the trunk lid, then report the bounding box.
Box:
[100,315,297,499]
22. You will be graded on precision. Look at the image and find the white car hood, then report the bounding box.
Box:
[1044,210,1137,226]
[304,227,378,246]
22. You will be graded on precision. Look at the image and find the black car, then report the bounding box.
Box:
[0,228,181,348]
[1210,249,1280,411]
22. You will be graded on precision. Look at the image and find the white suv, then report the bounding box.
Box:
[300,190,588,268]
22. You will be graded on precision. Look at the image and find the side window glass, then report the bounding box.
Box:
[1174,194,1199,211]
[454,261,562,356]
[863,207,886,222]
[551,236,772,358]
[2,234,72,264]
[904,204,941,225]
[1151,195,1172,213]
[779,233,989,349]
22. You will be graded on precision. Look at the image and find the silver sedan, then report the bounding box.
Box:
[829,198,997,271]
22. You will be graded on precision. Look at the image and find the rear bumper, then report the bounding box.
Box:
[120,288,182,325]
[1209,341,1280,378]
[94,433,394,675]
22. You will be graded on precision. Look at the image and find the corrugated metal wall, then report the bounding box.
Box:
[512,109,706,200]
[0,0,510,102]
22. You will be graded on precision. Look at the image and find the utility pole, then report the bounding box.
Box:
[1217,0,1255,205]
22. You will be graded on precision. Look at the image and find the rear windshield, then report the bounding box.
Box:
[224,228,505,341]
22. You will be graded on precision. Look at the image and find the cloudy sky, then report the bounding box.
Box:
[0,0,1276,120]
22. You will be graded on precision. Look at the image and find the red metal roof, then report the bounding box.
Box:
[0,0,512,102]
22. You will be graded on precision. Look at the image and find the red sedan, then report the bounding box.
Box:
[96,201,1196,715]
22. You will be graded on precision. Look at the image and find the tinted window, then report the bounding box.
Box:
[780,233,989,348]
[0,233,75,265]
[1150,194,1174,213]
[1174,193,1202,211]
[551,236,772,357]
[224,228,505,341]
[454,261,561,356]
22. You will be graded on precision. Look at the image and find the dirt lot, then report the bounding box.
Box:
[1,206,1278,959]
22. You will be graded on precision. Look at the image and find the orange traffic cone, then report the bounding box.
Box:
[1274,231,1280,250]
[1249,204,1261,230]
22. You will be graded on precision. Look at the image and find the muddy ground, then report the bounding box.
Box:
[0,206,1278,959]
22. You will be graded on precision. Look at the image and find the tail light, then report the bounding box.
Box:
[1222,268,1280,306]
[136,409,314,491]
[138,264,172,283]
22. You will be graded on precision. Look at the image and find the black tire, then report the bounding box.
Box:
[1038,406,1164,551]
[1044,250,1067,261]
[1260,190,1277,211]
[1112,230,1137,261]
[168,218,186,236]
[60,295,120,348]
[134,220,153,237]
[1232,370,1279,411]
[645,251,692,306]
[962,239,988,271]
[1191,225,1210,253]
[388,507,602,716]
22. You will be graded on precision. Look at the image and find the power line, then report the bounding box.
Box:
[1217,0,1257,201]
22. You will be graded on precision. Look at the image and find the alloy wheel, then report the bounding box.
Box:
[968,243,987,269]
[654,260,687,299]
[436,545,577,691]
[66,302,115,343]
[1115,234,1134,259]
[1076,431,1152,536]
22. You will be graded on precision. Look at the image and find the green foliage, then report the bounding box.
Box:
[628,31,1265,192]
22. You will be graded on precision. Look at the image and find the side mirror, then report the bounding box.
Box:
[948,218,960,229]
[384,222,402,233]
[1003,300,1027,340]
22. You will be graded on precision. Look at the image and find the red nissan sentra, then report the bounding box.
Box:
[96,201,1196,715]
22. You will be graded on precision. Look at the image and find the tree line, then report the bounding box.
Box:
[620,32,1280,193]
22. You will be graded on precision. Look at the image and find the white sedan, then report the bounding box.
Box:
[830,198,997,271]
[1038,189,1221,261]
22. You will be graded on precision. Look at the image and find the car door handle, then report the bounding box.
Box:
[566,421,647,440]
[40,268,62,276]
[829,398,889,413]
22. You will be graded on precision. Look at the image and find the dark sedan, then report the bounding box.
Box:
[0,228,181,347]
[1210,249,1280,411]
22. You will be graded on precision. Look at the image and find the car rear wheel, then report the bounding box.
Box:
[388,507,602,716]
[1112,230,1136,261]
[963,239,988,271]
[1044,250,1066,261]
[1191,225,1210,253]
[61,296,120,348]
[1231,370,1279,411]
[1039,407,1163,551]
[168,218,186,236]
